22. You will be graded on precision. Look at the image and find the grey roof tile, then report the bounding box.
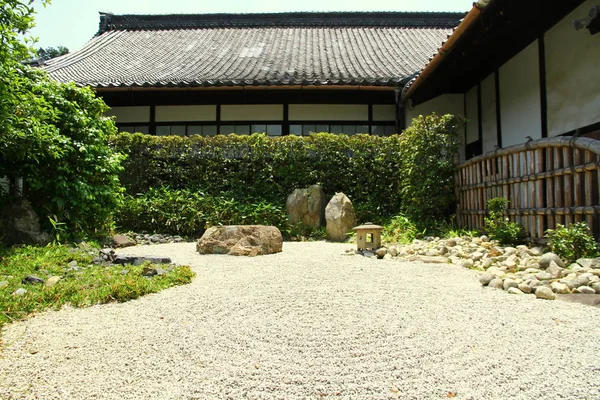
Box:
[45,11,464,88]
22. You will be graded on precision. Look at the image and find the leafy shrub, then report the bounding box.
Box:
[383,214,421,244]
[545,222,598,263]
[0,1,124,239]
[484,197,525,246]
[397,113,464,228]
[116,186,287,237]
[110,132,404,222]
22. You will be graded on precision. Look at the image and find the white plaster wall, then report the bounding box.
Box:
[221,105,283,121]
[373,105,396,121]
[465,86,479,144]
[545,0,600,136]
[499,41,542,147]
[289,104,368,121]
[405,94,464,127]
[481,73,498,153]
[155,105,216,122]
[105,106,150,123]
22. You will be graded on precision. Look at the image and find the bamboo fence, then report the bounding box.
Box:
[456,136,600,239]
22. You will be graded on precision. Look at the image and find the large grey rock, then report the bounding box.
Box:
[539,252,565,269]
[535,286,556,300]
[577,258,600,269]
[286,185,326,228]
[324,193,356,242]
[574,286,596,294]
[0,199,51,246]
[196,225,283,257]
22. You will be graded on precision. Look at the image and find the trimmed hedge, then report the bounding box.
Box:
[110,133,404,221]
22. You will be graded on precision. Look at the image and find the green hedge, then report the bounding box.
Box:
[116,187,287,237]
[110,132,404,221]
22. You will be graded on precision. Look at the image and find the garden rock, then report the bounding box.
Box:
[197,225,283,256]
[574,286,596,295]
[286,185,326,228]
[551,282,570,294]
[539,252,565,269]
[535,286,556,300]
[479,272,495,286]
[577,258,600,269]
[591,283,600,294]
[503,278,519,291]
[112,234,136,248]
[545,261,564,279]
[13,288,27,296]
[0,281,8,289]
[507,287,524,295]
[45,276,62,287]
[325,193,356,242]
[375,248,388,259]
[488,278,504,290]
[0,199,51,246]
[22,275,44,285]
[142,267,166,277]
[518,283,532,294]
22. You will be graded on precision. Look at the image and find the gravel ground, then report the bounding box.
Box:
[1,241,600,400]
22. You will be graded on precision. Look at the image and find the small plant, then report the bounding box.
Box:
[383,214,422,244]
[484,197,525,246]
[545,222,598,263]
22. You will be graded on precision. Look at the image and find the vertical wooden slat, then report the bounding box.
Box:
[573,149,583,223]
[563,147,573,226]
[535,148,544,237]
[553,147,563,226]
[584,151,593,229]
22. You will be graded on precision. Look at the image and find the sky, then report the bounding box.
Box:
[29,0,474,52]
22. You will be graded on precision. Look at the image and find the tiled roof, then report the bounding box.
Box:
[45,12,464,89]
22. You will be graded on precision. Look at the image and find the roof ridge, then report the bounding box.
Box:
[97,11,465,35]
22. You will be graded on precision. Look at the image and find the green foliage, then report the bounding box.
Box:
[36,45,68,60]
[116,186,288,237]
[383,214,421,244]
[111,132,405,222]
[397,113,464,228]
[0,243,194,332]
[545,222,598,263]
[0,71,125,238]
[484,197,525,246]
[0,1,124,239]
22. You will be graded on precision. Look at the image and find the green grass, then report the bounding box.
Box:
[0,244,194,336]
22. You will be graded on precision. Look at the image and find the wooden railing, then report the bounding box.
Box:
[456,137,600,239]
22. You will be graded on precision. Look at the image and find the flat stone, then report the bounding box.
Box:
[546,261,564,279]
[45,276,62,287]
[22,275,44,285]
[507,287,524,295]
[13,288,27,296]
[0,281,8,289]
[535,286,556,300]
[535,272,554,281]
[112,234,136,248]
[409,256,448,264]
[574,286,596,294]
[141,267,166,277]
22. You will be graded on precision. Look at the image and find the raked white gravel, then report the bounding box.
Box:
[1,241,600,400]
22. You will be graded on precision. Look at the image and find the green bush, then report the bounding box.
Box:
[383,214,421,244]
[545,222,598,263]
[0,1,124,240]
[110,132,404,222]
[484,197,525,246]
[116,186,288,237]
[397,113,464,228]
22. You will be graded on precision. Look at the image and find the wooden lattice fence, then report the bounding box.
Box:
[456,137,600,239]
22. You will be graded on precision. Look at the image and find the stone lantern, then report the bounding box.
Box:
[353,222,383,250]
